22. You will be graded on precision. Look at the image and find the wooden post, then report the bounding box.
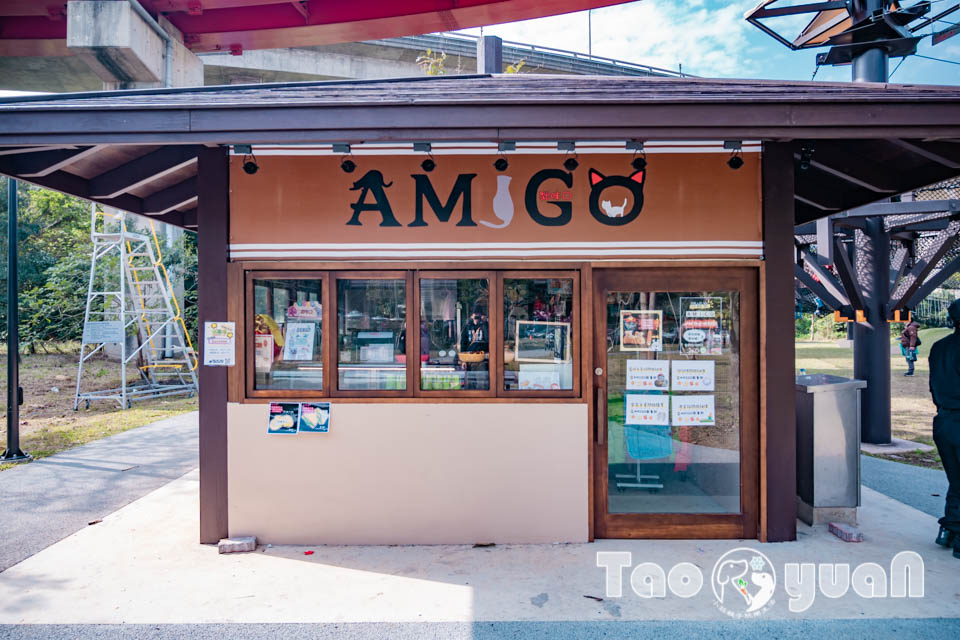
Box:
[197,146,230,544]
[761,142,797,542]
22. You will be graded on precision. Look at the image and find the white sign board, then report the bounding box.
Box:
[625,394,670,426]
[626,359,670,391]
[203,321,236,366]
[282,322,315,361]
[82,321,125,344]
[671,360,716,391]
[671,395,716,427]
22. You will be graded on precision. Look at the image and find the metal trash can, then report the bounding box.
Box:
[795,374,867,525]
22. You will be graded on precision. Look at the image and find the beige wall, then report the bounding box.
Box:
[227,402,589,544]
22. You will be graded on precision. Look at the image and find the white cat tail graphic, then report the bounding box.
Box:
[481,175,514,228]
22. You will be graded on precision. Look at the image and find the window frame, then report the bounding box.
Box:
[245,271,332,399]
[243,268,581,400]
[497,270,581,399]
[330,271,415,398]
[414,270,499,399]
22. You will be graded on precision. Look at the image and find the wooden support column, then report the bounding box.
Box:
[761,142,797,542]
[197,146,229,544]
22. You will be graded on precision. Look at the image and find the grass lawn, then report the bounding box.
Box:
[0,351,197,471]
[796,327,951,470]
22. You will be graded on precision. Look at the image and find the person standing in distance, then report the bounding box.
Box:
[900,318,921,376]
[930,299,960,558]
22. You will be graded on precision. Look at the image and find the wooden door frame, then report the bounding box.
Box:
[591,267,759,539]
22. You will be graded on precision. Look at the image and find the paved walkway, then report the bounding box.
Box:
[0,412,198,572]
[862,453,949,519]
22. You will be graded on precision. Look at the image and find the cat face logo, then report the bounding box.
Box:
[588,168,646,226]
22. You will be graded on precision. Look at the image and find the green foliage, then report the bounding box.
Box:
[416,49,447,76]
[505,59,526,74]
[796,313,847,341]
[1,179,198,351]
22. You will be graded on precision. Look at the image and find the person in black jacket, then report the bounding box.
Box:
[460,307,489,390]
[930,299,960,558]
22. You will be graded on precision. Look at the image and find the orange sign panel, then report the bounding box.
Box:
[229,152,762,260]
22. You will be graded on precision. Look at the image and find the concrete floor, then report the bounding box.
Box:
[0,468,958,625]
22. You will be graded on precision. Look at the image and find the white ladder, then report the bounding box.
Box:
[74,208,198,410]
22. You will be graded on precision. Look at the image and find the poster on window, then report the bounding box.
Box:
[282,322,315,361]
[518,366,562,390]
[298,401,330,434]
[680,297,724,355]
[254,334,274,373]
[267,402,300,434]
[515,320,571,363]
[203,321,236,366]
[671,395,716,426]
[626,359,670,390]
[625,394,670,426]
[619,310,662,352]
[286,300,322,320]
[671,359,715,391]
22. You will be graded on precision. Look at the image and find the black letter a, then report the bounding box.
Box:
[346,170,401,227]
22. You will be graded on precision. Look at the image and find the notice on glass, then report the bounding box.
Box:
[671,395,716,426]
[625,394,670,426]
[518,366,562,390]
[671,360,715,391]
[254,334,274,373]
[626,359,670,390]
[299,402,330,434]
[680,297,724,355]
[203,321,235,366]
[267,402,300,435]
[282,322,315,361]
[619,310,662,352]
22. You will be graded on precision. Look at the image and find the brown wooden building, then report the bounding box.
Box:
[1,75,959,544]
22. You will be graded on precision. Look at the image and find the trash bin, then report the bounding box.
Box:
[795,374,867,525]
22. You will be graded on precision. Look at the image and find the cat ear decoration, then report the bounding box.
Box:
[629,170,645,184]
[589,169,606,186]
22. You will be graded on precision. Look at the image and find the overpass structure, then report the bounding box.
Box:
[0,1,679,92]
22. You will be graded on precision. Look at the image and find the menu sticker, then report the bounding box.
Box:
[625,394,670,426]
[298,402,330,434]
[626,359,670,390]
[203,321,235,366]
[671,395,716,426]
[267,402,300,434]
[671,360,716,391]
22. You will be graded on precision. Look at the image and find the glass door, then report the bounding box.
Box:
[593,268,758,539]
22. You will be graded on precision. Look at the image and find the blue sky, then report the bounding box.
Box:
[454,0,960,84]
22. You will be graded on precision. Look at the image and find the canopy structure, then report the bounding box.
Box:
[0,74,959,231]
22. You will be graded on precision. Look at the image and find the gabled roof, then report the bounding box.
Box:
[0,74,958,229]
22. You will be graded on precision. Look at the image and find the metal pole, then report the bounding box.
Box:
[588,10,592,57]
[3,178,28,461]
[850,0,888,83]
[854,217,892,444]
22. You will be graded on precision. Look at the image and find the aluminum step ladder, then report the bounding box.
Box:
[74,208,198,410]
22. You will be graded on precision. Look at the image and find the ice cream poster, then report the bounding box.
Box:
[626,359,670,390]
[298,402,330,434]
[267,402,300,434]
[671,360,715,391]
[625,394,670,426]
[671,395,716,426]
[619,309,662,352]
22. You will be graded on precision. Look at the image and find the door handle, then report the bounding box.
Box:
[596,387,606,446]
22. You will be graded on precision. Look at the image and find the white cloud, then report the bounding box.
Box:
[455,0,759,77]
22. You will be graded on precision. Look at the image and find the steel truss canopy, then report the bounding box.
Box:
[745,0,960,63]
[0,74,959,231]
[0,0,632,54]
